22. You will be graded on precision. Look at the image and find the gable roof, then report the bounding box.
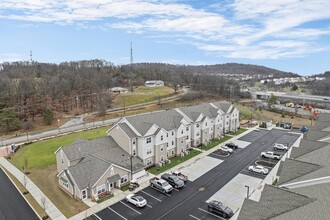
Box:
[118,123,138,138]
[178,103,219,122]
[68,154,111,190]
[238,185,315,220]
[277,159,322,185]
[212,101,232,113]
[290,139,328,159]
[125,110,185,136]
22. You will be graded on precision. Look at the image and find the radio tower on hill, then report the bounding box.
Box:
[30,50,33,64]
[130,42,133,65]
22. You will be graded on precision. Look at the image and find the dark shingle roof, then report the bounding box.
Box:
[290,139,328,159]
[125,110,184,136]
[305,130,330,141]
[118,123,138,138]
[212,101,232,113]
[277,159,322,185]
[311,121,330,131]
[317,113,330,123]
[238,185,315,220]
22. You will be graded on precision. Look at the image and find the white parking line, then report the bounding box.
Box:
[108,207,128,220]
[198,208,225,219]
[141,190,162,202]
[189,214,201,220]
[165,193,171,197]
[173,188,179,192]
[120,201,142,215]
[94,214,102,220]
[146,204,153,208]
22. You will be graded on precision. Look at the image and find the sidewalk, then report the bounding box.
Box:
[69,127,257,220]
[0,157,67,220]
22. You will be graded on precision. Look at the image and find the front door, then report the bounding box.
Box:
[82,189,87,199]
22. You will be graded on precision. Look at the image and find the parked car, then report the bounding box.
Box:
[248,165,269,175]
[161,173,184,188]
[261,151,281,160]
[208,200,234,218]
[171,170,188,182]
[125,194,147,207]
[274,143,288,151]
[219,145,233,153]
[225,142,238,149]
[149,177,173,193]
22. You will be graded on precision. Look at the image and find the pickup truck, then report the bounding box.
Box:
[260,151,281,160]
[171,170,188,182]
[161,173,185,188]
[149,177,173,193]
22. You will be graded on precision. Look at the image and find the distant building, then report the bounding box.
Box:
[145,80,164,87]
[111,87,128,93]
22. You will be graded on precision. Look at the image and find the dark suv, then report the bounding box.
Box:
[208,200,234,218]
[225,142,238,149]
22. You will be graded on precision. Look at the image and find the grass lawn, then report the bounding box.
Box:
[148,149,202,175]
[113,86,175,107]
[11,126,110,170]
[201,135,232,151]
[232,128,248,136]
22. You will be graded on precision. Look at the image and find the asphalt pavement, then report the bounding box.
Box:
[93,129,294,220]
[0,168,39,220]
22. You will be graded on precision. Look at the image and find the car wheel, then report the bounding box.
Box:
[261,171,265,175]
[126,198,129,202]
[136,203,139,207]
[223,213,227,218]
[175,185,178,189]
[162,189,166,193]
[208,207,213,212]
[150,183,153,187]
[274,147,277,150]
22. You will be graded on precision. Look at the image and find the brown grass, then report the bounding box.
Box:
[28,165,89,218]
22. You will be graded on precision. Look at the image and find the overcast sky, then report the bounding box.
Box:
[1,0,330,76]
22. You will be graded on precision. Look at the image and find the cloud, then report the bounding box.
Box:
[0,0,329,60]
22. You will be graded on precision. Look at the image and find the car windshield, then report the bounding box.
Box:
[135,196,144,202]
[162,181,169,187]
[172,176,180,182]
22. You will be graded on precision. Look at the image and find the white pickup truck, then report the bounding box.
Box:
[260,151,281,160]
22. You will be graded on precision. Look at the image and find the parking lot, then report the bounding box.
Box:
[240,132,301,179]
[208,147,242,160]
[94,182,191,220]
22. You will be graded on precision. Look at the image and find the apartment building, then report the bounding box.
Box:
[211,101,240,133]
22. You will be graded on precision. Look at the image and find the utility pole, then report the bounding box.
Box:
[130,42,133,65]
[30,50,33,64]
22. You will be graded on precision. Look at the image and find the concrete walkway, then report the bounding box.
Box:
[69,127,257,220]
[0,157,67,220]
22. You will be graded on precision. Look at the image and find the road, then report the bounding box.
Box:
[1,89,187,148]
[0,168,39,220]
[95,129,296,220]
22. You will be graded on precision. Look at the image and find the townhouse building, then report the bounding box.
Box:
[107,110,191,167]
[211,101,240,133]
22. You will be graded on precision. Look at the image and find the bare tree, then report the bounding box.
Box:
[22,175,29,194]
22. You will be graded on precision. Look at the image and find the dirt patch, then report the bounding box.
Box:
[28,165,89,218]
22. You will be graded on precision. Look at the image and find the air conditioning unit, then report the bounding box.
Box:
[180,152,184,157]
[158,162,163,167]
[185,151,189,155]
[168,160,171,164]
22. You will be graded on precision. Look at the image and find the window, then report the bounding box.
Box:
[172,150,174,155]
[218,119,219,122]
[211,121,213,123]
[120,176,128,184]
[205,122,208,126]
[181,130,183,134]
[186,135,189,140]
[227,116,229,118]
[147,148,152,155]
[96,184,106,194]
[166,133,168,137]
[146,158,152,165]
[160,156,164,162]
[146,137,151,144]
[181,148,184,152]
[196,124,199,128]
[161,135,163,141]
[160,145,164,152]
[186,127,189,131]
[62,180,68,188]
[172,131,174,136]
[181,138,183,143]
[132,139,136,145]
[226,122,229,125]
[172,140,174,145]
[61,156,64,165]
[133,150,136,156]
[196,132,200,136]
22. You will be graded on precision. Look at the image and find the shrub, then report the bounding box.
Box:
[43,108,54,125]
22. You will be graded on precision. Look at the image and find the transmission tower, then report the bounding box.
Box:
[130,42,133,65]
[30,50,33,63]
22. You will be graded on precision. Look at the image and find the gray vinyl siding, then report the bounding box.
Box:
[108,125,131,154]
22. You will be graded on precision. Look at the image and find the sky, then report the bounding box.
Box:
[0,0,330,76]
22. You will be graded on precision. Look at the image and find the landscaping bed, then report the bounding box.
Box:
[256,160,276,168]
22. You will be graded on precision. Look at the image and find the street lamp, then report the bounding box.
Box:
[122,154,133,181]
[245,185,250,198]
[57,119,60,134]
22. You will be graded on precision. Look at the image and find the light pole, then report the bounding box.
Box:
[245,185,250,198]
[57,119,60,134]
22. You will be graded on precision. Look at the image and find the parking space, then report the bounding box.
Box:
[95,182,190,220]
[208,147,242,160]
[238,129,269,142]
[188,205,226,220]
[240,132,301,179]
